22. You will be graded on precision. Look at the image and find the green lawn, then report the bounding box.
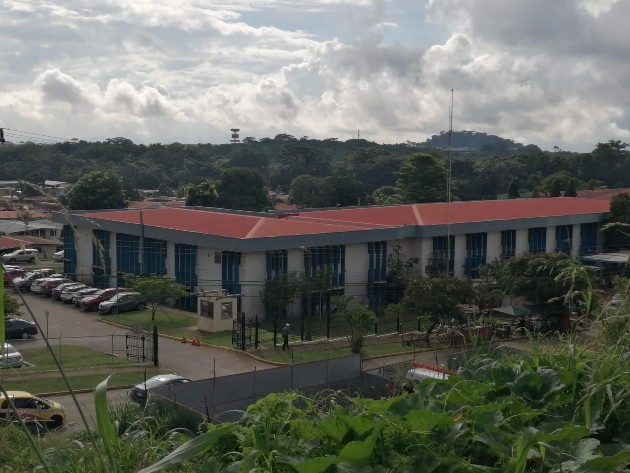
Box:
[3,345,159,394]
[104,310,198,333]
[6,371,161,394]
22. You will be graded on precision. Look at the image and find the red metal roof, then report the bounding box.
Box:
[79,197,611,240]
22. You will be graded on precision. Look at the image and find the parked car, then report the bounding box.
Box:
[11,269,57,292]
[129,374,191,405]
[51,282,85,301]
[1,248,39,263]
[0,391,66,426]
[60,285,92,303]
[39,277,72,297]
[5,317,38,339]
[52,249,64,262]
[80,287,126,311]
[3,266,25,285]
[98,292,147,315]
[0,343,24,368]
[71,287,101,306]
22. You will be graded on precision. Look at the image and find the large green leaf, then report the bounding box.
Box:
[138,424,236,473]
[509,368,566,405]
[316,417,350,443]
[94,375,119,465]
[574,450,630,472]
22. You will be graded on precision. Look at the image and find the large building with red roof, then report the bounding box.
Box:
[53,197,610,319]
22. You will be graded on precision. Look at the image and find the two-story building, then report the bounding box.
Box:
[52,197,610,319]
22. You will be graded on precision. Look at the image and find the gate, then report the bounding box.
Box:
[126,325,158,365]
[232,315,258,350]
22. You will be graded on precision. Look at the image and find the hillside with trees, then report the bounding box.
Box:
[0,133,628,211]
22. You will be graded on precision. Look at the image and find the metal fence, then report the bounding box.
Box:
[37,332,158,367]
[150,355,389,423]
[232,311,427,350]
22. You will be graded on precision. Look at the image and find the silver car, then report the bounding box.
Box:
[1,249,39,263]
[1,343,24,368]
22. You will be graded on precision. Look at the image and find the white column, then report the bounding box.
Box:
[420,237,432,276]
[572,225,581,259]
[486,231,501,264]
[345,243,368,304]
[515,229,529,255]
[546,226,556,253]
[454,235,466,277]
[109,233,118,287]
[240,252,266,319]
[166,241,175,278]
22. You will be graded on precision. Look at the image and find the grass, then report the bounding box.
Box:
[1,345,159,394]
[19,345,145,370]
[104,310,198,334]
[6,370,161,394]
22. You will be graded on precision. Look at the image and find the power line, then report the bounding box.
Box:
[0,127,75,145]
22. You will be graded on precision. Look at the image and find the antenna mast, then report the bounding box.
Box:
[446,89,454,275]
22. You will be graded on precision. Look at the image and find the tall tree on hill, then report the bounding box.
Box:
[216,167,269,211]
[185,180,219,207]
[396,153,448,204]
[507,179,520,199]
[65,170,128,210]
[549,178,562,197]
[564,179,578,197]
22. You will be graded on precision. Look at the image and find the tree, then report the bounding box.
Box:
[602,193,630,250]
[65,170,128,210]
[3,291,22,316]
[493,253,581,308]
[396,153,448,204]
[507,179,520,199]
[386,244,419,303]
[185,180,219,207]
[124,275,189,321]
[288,175,335,208]
[564,178,578,197]
[261,272,300,321]
[333,295,376,353]
[322,175,366,207]
[216,167,269,211]
[549,178,562,197]
[402,275,476,342]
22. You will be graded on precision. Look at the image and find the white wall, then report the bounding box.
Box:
[546,226,556,253]
[74,227,93,283]
[515,228,529,255]
[487,231,501,262]
[454,235,466,276]
[345,243,368,304]
[240,252,266,318]
[196,247,222,293]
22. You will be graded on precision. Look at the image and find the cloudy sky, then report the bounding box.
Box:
[0,0,628,152]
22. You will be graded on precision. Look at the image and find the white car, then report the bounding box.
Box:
[1,343,24,368]
[2,248,39,263]
[52,250,64,262]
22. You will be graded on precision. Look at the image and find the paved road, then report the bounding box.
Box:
[8,291,278,431]
[12,292,276,380]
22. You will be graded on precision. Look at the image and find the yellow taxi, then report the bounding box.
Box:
[0,391,66,427]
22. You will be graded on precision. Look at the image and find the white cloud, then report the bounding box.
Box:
[0,0,628,151]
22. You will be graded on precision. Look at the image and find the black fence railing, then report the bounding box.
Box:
[232,311,429,351]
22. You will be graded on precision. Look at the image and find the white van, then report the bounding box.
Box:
[2,248,39,263]
[406,364,450,381]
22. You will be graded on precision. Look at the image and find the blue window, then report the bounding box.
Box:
[303,245,345,287]
[143,238,167,276]
[501,230,516,259]
[92,229,111,287]
[222,251,241,296]
[528,227,546,254]
[266,250,287,279]
[116,234,140,285]
[367,242,387,309]
[465,233,487,277]
[175,244,197,312]
[580,223,598,255]
[431,236,455,275]
[555,225,573,254]
[62,225,77,277]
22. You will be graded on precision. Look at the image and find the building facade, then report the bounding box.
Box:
[52,197,609,319]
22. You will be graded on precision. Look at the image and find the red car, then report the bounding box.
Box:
[3,267,25,285]
[80,288,126,311]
